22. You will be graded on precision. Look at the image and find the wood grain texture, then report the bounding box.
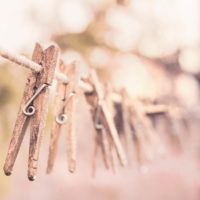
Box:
[3,43,43,176]
[28,44,59,181]
[47,61,79,174]
[65,62,80,173]
[46,61,66,174]
[91,71,127,166]
[91,106,110,175]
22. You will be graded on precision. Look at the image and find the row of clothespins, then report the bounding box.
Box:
[1,43,169,181]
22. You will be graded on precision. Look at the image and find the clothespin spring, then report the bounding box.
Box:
[56,92,76,124]
[23,83,49,116]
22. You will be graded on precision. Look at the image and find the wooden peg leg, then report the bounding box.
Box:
[66,99,76,173]
[98,128,110,170]
[28,45,59,181]
[101,103,127,166]
[46,123,62,174]
[4,116,30,176]
[3,44,43,176]
[92,137,99,177]
[90,71,127,166]
[65,63,80,173]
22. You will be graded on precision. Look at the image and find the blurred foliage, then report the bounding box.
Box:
[0,64,15,107]
[54,32,99,53]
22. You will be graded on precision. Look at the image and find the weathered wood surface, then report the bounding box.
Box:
[47,61,79,174]
[84,70,127,168]
[28,44,59,180]
[3,43,58,181]
[3,43,43,177]
[65,62,80,173]
[46,61,66,174]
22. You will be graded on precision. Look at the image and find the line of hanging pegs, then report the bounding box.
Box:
[105,89,169,168]
[1,42,128,180]
[0,42,171,180]
[1,43,93,181]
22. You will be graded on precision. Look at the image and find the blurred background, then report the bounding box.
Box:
[1,0,200,199]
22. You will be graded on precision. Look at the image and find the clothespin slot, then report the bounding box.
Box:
[3,43,59,181]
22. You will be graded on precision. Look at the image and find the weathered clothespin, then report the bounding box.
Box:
[91,126,110,176]
[128,103,153,164]
[86,83,113,175]
[83,78,110,174]
[84,70,127,169]
[47,61,80,174]
[129,98,166,163]
[113,89,136,165]
[4,43,59,181]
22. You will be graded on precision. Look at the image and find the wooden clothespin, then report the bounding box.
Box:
[4,43,59,181]
[85,84,113,175]
[102,85,119,173]
[118,91,148,165]
[84,70,127,170]
[129,98,166,163]
[47,61,80,174]
[128,103,153,164]
[113,89,136,166]
[83,78,110,174]
[91,125,110,175]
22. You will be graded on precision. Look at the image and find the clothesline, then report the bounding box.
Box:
[0,44,173,181]
[0,47,93,92]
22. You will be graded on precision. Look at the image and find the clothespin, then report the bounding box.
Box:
[91,125,110,176]
[102,85,121,173]
[113,89,136,166]
[86,87,113,175]
[4,43,59,181]
[83,77,110,174]
[163,106,188,151]
[129,98,166,163]
[47,61,80,174]
[128,103,154,164]
[84,70,127,169]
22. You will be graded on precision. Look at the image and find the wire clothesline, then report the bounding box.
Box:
[0,47,93,92]
[0,44,174,182]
